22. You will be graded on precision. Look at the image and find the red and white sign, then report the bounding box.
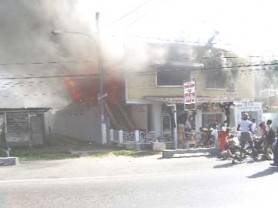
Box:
[184,80,196,104]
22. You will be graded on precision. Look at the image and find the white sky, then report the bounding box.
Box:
[76,0,278,57]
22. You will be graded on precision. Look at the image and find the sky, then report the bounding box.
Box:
[2,0,277,62]
[94,0,278,57]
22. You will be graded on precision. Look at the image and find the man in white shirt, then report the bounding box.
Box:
[237,113,256,161]
[251,118,257,134]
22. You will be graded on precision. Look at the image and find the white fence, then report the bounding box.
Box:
[110,129,172,144]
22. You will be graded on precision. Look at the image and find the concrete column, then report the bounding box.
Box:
[151,103,162,139]
[101,123,107,144]
[135,130,140,143]
[196,108,202,131]
[173,104,178,149]
[110,129,114,142]
[119,130,123,144]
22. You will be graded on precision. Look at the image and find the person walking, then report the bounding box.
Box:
[237,113,256,161]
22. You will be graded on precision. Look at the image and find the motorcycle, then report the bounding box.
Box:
[221,131,259,163]
[249,135,273,160]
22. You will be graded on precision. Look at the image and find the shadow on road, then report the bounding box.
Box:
[213,157,269,169]
[247,167,278,178]
[157,154,213,160]
[213,162,237,168]
[174,154,213,159]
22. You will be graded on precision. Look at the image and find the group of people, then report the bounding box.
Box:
[198,127,218,148]
[235,113,278,166]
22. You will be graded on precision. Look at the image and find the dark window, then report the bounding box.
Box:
[156,66,191,86]
[202,113,223,128]
[205,71,227,88]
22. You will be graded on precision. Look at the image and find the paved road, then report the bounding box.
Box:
[0,154,277,208]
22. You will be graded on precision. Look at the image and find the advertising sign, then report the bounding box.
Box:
[184,79,196,110]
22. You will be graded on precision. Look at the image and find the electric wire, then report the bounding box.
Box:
[0,59,95,66]
[0,52,276,68]
[123,0,168,30]
[107,0,155,27]
[0,73,99,80]
[0,61,276,81]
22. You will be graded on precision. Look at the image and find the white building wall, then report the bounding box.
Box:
[131,105,148,130]
[152,102,162,138]
[49,107,102,144]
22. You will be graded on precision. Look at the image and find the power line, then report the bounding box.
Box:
[124,0,168,30]
[123,34,278,57]
[0,92,61,98]
[0,53,274,68]
[0,73,99,80]
[0,59,95,67]
[127,62,278,74]
[107,0,155,27]
[0,78,100,89]
[0,62,276,81]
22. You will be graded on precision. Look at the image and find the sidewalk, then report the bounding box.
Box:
[162,147,220,158]
[0,152,220,182]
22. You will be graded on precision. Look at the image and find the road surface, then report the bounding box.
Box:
[0,153,277,208]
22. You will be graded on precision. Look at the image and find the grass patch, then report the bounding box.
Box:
[86,150,112,158]
[1,148,160,161]
[1,148,79,161]
[19,152,78,161]
[85,149,160,158]
[0,134,161,161]
[112,150,159,157]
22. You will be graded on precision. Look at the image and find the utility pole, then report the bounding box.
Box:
[95,12,107,144]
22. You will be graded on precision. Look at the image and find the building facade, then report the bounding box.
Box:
[0,108,50,147]
[123,42,262,146]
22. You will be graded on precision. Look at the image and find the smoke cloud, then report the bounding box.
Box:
[0,0,98,109]
[0,0,275,110]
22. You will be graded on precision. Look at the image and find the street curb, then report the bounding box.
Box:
[162,148,220,158]
[0,157,18,166]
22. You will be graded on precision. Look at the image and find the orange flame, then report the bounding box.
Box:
[64,76,124,104]
[64,79,98,101]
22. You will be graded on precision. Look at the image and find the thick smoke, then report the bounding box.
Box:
[1,0,274,110]
[0,0,98,109]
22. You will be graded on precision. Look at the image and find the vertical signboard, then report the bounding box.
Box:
[184,79,196,110]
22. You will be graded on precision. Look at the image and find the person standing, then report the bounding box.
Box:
[237,113,256,161]
[259,121,267,137]
[265,120,275,145]
[264,119,276,160]
[258,121,267,150]
[251,118,257,134]
[270,138,278,166]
